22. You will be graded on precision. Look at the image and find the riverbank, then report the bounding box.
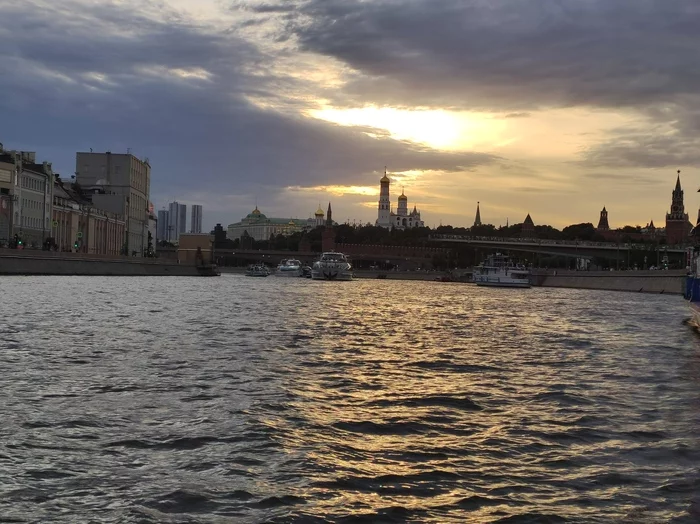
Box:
[219,267,456,281]
[0,249,212,276]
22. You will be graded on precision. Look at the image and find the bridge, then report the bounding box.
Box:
[428,235,688,260]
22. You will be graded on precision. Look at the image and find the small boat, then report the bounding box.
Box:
[276,259,304,277]
[245,264,270,277]
[473,253,530,288]
[311,252,354,281]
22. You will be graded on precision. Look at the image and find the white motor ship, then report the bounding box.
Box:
[275,259,303,277]
[311,252,354,281]
[473,253,530,288]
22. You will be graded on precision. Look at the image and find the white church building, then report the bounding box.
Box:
[375,169,424,230]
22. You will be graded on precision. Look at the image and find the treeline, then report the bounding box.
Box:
[213,221,664,252]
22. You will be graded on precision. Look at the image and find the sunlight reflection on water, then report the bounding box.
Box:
[0,275,699,523]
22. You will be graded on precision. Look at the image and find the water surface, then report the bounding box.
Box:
[1,275,699,523]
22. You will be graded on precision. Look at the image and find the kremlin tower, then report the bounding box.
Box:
[596,207,610,231]
[665,170,692,245]
[521,214,535,238]
[322,202,335,251]
[473,202,482,227]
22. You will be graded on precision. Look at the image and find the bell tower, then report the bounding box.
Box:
[376,167,391,228]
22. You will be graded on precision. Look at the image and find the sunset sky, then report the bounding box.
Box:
[2,0,700,230]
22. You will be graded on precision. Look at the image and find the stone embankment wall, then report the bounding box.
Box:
[532,270,685,294]
[0,249,202,276]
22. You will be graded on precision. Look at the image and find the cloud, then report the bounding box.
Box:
[580,101,700,169]
[287,0,700,111]
[0,0,497,228]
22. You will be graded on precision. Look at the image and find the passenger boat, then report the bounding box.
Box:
[275,259,303,277]
[245,264,270,277]
[311,252,354,281]
[473,253,530,288]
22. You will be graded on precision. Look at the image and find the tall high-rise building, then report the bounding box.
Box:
[167,201,187,242]
[190,205,203,234]
[75,151,150,256]
[157,209,169,241]
[178,204,186,235]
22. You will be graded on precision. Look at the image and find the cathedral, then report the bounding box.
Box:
[375,169,424,229]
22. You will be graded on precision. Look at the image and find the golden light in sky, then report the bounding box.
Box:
[309,106,507,151]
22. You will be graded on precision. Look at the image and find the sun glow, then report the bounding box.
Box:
[309,106,506,151]
[287,185,378,197]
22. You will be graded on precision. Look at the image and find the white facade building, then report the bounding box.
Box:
[375,169,424,230]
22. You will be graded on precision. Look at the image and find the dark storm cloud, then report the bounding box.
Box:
[288,0,700,111]
[0,0,496,214]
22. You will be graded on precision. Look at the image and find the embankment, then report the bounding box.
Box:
[0,250,206,276]
[532,270,685,294]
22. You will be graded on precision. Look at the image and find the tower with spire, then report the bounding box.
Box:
[665,170,692,245]
[375,168,424,229]
[322,202,336,251]
[473,202,482,227]
[596,206,610,231]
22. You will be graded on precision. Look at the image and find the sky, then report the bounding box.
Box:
[2,0,700,231]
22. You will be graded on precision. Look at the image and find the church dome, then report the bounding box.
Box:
[380,173,390,183]
[246,206,266,219]
[315,205,324,217]
[398,189,407,201]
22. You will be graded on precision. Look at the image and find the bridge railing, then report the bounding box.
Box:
[428,234,689,251]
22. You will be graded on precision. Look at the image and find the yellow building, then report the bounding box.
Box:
[52,181,125,255]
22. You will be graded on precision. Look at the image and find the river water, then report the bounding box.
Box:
[1,275,699,523]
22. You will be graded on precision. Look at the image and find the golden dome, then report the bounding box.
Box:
[398,192,408,201]
[315,205,324,216]
[380,174,390,183]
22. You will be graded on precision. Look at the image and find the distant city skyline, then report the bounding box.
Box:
[3,1,700,232]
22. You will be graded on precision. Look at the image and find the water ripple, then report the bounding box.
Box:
[0,275,699,522]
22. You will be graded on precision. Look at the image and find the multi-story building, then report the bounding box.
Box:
[0,146,54,246]
[191,204,203,234]
[167,201,186,242]
[75,151,150,256]
[157,209,169,242]
[227,205,328,241]
[52,179,125,255]
[0,147,19,243]
[147,202,157,255]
